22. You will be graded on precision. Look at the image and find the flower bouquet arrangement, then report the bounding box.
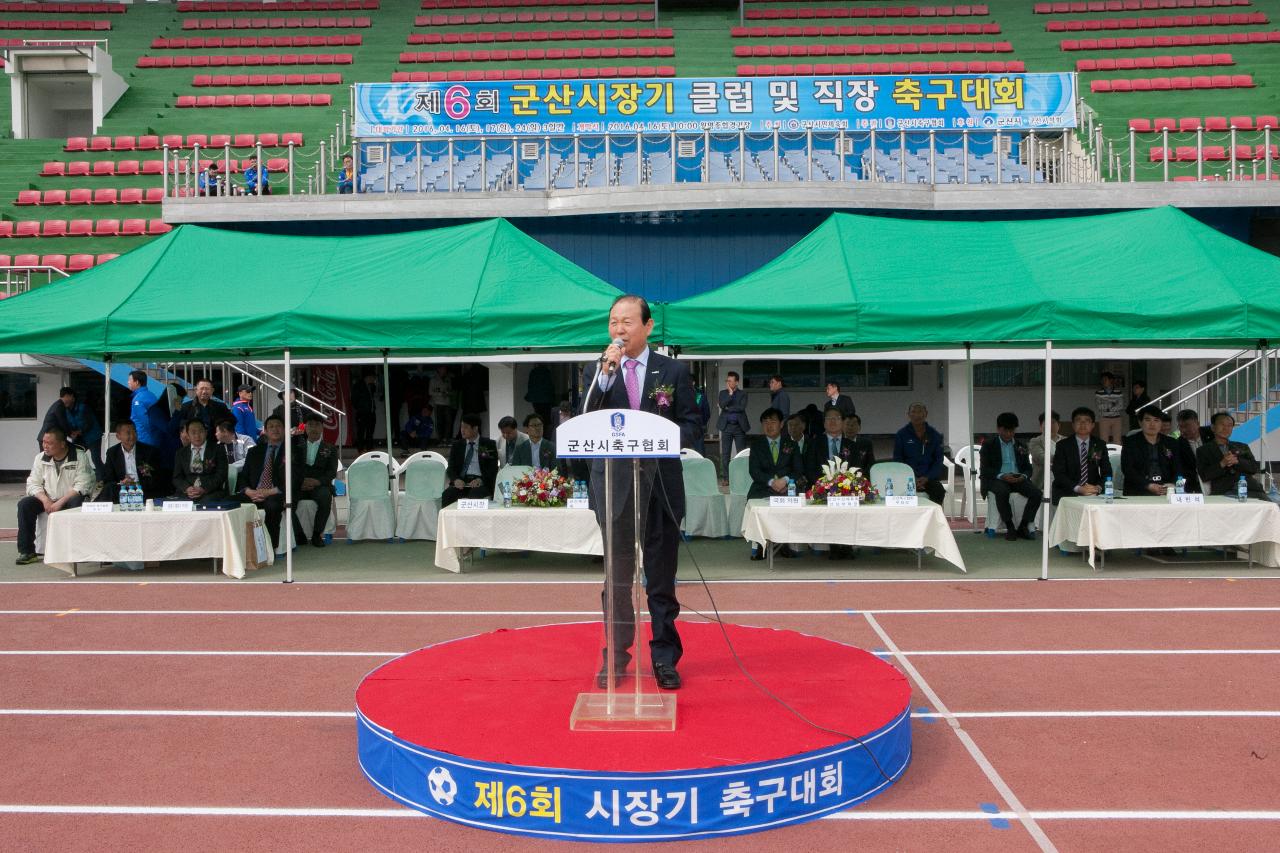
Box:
[806,458,877,504]
[513,467,572,508]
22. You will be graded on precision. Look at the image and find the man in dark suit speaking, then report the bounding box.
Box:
[583,295,698,691]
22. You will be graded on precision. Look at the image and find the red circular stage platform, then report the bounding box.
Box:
[356,621,912,842]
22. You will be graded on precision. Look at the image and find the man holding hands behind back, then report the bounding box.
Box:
[582,295,698,691]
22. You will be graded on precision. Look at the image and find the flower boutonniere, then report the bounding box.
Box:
[650,384,675,411]
[138,462,155,479]
[1089,450,1102,463]
[1162,447,1174,461]
[203,457,219,473]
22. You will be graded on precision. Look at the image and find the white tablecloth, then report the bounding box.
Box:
[1048,495,1280,569]
[43,504,273,579]
[741,498,967,572]
[434,502,603,572]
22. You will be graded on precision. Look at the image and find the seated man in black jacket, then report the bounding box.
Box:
[171,419,229,505]
[237,415,288,549]
[97,420,165,503]
[979,412,1041,541]
[747,407,803,560]
[1196,411,1266,498]
[442,413,498,507]
[1121,405,1184,496]
[292,413,339,547]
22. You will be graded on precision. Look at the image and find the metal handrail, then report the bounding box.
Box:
[223,361,345,425]
[1162,352,1269,416]
[1151,348,1252,411]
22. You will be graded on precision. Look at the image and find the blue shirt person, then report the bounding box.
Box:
[892,402,946,504]
[243,156,270,195]
[336,155,354,194]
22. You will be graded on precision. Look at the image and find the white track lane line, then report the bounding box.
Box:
[1,804,1279,821]
[863,613,1058,853]
[2,709,1278,720]
[4,576,1275,585]
[5,648,1280,657]
[2,606,1278,616]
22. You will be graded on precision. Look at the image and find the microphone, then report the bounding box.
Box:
[602,337,624,375]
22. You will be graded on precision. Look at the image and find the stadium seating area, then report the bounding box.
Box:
[3,0,1280,280]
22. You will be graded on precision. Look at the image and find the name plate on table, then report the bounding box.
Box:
[827,496,861,508]
[1169,493,1205,505]
[769,495,803,507]
[80,502,114,513]
[567,498,590,510]
[886,495,919,507]
[162,501,194,512]
[457,499,489,511]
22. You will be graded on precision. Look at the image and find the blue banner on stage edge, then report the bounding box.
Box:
[356,706,911,841]
[355,73,1077,138]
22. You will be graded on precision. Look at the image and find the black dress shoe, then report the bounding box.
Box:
[311,534,326,548]
[1004,529,1019,541]
[1017,526,1035,541]
[653,662,681,690]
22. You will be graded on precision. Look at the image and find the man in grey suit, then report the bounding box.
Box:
[717,371,749,481]
[582,295,699,691]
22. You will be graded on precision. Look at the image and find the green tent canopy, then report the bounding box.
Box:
[0,220,630,359]
[661,207,1280,353]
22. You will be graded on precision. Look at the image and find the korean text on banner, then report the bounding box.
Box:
[355,74,1077,138]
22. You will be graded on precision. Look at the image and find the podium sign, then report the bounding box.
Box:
[556,408,680,459]
[559,409,679,732]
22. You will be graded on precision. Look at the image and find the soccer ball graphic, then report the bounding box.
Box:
[427,766,458,806]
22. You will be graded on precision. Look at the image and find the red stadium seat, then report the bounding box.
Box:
[40,221,67,238]
[67,254,94,272]
[65,137,88,152]
[89,136,112,152]
[97,254,120,264]
[94,220,120,237]
[137,135,161,151]
[144,188,165,204]
[1129,119,1152,132]
[258,133,280,147]
[119,188,144,205]
[42,190,66,206]
[120,219,146,237]
[13,254,39,267]
[15,190,40,206]
[148,220,173,235]
[68,220,94,237]
[40,162,66,177]
[15,221,41,238]
[92,189,118,205]
[40,255,67,271]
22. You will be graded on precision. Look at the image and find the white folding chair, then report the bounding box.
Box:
[394,449,447,475]
[726,453,752,537]
[950,443,981,520]
[396,457,447,541]
[869,461,916,499]
[493,464,534,500]
[227,460,244,494]
[680,455,730,538]
[1109,450,1124,492]
[345,457,395,542]
[680,447,703,459]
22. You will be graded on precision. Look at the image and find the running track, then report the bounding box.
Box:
[1,577,1278,852]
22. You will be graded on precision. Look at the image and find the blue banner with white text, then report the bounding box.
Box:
[354,74,1076,138]
[357,707,912,841]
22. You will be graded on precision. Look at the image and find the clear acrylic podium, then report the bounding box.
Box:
[556,408,680,732]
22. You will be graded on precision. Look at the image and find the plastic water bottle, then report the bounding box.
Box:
[130,485,142,511]
[786,478,796,497]
[885,478,894,498]
[906,476,917,498]
[1175,476,1186,495]
[1103,477,1114,504]
[1238,475,1248,503]
[124,485,135,511]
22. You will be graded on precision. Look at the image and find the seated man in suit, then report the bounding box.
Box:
[1175,409,1212,492]
[1028,410,1060,489]
[842,412,876,474]
[293,413,339,547]
[979,412,1041,541]
[1051,406,1114,505]
[1196,412,1266,498]
[97,420,164,503]
[237,415,288,549]
[215,419,252,467]
[747,407,803,560]
[785,413,810,459]
[496,415,528,466]
[892,403,946,504]
[806,407,854,485]
[512,414,555,469]
[442,414,498,507]
[1121,405,1184,496]
[171,419,229,505]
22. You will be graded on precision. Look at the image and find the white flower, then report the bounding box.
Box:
[820,457,851,481]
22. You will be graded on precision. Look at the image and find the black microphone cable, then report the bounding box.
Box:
[649,468,902,787]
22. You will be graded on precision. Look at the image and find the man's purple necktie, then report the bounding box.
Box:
[624,359,641,410]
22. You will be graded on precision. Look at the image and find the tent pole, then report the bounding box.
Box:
[103,354,112,458]
[284,349,294,584]
[383,351,396,512]
[1041,341,1053,581]
[1260,340,1269,488]
[966,344,976,525]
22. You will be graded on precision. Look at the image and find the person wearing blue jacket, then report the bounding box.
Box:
[243,155,271,196]
[892,402,946,504]
[231,385,259,439]
[127,370,163,448]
